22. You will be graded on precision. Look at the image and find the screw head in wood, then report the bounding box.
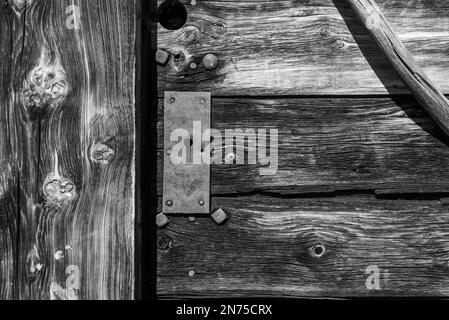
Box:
[202,53,219,70]
[169,97,176,104]
[166,200,173,207]
[190,62,197,69]
[156,213,169,228]
[188,216,196,222]
[199,200,205,206]
[155,49,170,66]
[166,148,172,155]
[211,208,228,225]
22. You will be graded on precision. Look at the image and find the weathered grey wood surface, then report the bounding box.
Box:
[0,0,136,300]
[156,97,449,195]
[347,0,449,137]
[0,1,20,300]
[158,195,449,298]
[157,0,449,95]
[157,0,449,298]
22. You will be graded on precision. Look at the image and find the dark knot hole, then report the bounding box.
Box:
[158,0,187,31]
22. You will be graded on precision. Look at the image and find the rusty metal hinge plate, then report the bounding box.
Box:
[163,91,211,214]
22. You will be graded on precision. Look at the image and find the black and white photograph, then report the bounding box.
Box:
[0,0,449,312]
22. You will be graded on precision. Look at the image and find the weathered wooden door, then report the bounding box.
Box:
[156,0,449,297]
[0,0,136,300]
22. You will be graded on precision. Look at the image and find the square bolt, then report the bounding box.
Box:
[156,49,170,66]
[211,208,228,225]
[156,213,169,228]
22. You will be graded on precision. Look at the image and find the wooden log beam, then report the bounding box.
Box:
[346,0,449,136]
[0,0,136,300]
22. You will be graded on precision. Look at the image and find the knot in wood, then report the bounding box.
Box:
[177,26,202,44]
[26,245,42,278]
[310,244,326,259]
[157,234,173,251]
[9,0,32,14]
[172,51,188,72]
[335,40,346,50]
[320,28,330,38]
[216,24,227,34]
[21,51,68,115]
[43,177,76,208]
[91,143,115,164]
[295,233,333,266]
[50,283,79,301]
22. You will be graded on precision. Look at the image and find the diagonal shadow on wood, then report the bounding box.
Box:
[332,0,449,148]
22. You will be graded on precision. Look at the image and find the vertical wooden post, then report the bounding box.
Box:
[0,0,136,300]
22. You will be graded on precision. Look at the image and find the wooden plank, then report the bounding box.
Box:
[158,195,449,298]
[157,0,449,95]
[0,1,27,300]
[156,97,449,195]
[346,0,449,138]
[2,0,136,300]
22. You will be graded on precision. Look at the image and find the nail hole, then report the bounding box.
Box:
[158,0,187,31]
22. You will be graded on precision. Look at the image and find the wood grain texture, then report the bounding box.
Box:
[158,195,449,298]
[156,97,449,195]
[0,0,27,300]
[0,0,136,300]
[157,0,449,96]
[347,0,449,137]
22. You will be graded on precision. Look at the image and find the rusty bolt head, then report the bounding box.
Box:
[211,208,228,225]
[155,49,170,66]
[202,53,219,70]
[156,213,169,228]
